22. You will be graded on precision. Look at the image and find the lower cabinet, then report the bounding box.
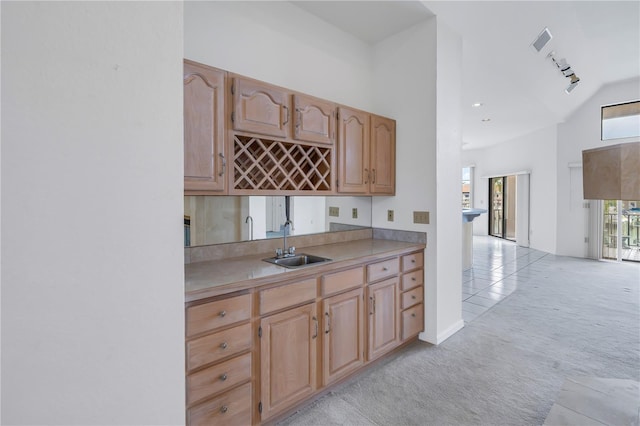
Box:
[186,248,425,425]
[187,382,252,426]
[259,303,318,421]
[367,277,400,361]
[322,287,364,386]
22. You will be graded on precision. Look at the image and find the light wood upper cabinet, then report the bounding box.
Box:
[370,115,396,195]
[293,94,336,145]
[337,107,396,195]
[337,107,370,193]
[322,288,364,386]
[260,303,318,421]
[232,77,291,139]
[184,60,226,193]
[367,277,400,361]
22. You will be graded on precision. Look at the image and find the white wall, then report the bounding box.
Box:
[372,17,464,343]
[1,2,185,424]
[463,125,558,254]
[184,1,374,111]
[434,20,464,340]
[556,77,640,257]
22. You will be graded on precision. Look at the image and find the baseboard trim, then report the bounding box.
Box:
[436,319,464,344]
[419,319,465,345]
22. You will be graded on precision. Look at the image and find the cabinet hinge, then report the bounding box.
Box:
[231,111,235,122]
[258,326,262,338]
[258,402,263,414]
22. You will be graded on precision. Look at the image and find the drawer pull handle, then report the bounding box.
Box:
[412,313,416,318]
[412,295,416,299]
[220,342,228,350]
[219,310,226,317]
[220,373,228,381]
[220,405,228,414]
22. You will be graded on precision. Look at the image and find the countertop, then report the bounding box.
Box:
[185,238,425,302]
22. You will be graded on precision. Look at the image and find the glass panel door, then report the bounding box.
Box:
[489,177,503,237]
[602,200,640,262]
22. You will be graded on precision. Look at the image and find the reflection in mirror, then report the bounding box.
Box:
[184,196,372,247]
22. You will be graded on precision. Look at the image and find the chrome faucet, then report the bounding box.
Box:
[245,215,253,241]
[280,220,295,258]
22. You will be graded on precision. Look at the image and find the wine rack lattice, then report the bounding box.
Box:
[233,135,332,191]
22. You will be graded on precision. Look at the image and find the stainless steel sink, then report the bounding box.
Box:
[263,253,332,269]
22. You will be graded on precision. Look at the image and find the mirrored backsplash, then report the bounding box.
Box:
[184,196,372,247]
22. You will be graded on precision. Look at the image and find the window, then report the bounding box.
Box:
[462,167,471,208]
[601,100,640,140]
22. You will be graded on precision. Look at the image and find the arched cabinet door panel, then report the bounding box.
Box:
[232,76,291,139]
[294,93,335,145]
[184,60,226,193]
[370,114,396,195]
[337,106,370,194]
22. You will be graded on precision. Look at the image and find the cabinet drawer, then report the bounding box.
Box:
[402,252,424,272]
[321,267,364,296]
[187,352,252,406]
[402,304,424,340]
[186,323,251,373]
[187,381,252,426]
[401,269,423,291]
[367,257,399,283]
[186,294,251,337]
[260,278,317,315]
[401,286,423,309]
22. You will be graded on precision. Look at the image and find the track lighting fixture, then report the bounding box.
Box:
[547,51,580,94]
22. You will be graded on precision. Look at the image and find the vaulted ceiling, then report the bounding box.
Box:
[291,1,640,150]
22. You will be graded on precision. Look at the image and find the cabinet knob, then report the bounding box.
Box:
[220,405,228,414]
[220,373,228,381]
[412,313,416,318]
[219,310,226,317]
[412,277,416,281]
[220,342,228,349]
[411,259,416,263]
[383,267,388,271]
[412,295,416,299]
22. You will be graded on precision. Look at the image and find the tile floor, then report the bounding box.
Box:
[462,236,555,323]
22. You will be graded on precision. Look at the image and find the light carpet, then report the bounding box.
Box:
[278,255,640,426]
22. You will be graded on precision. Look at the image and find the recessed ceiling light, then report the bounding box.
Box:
[472,102,484,107]
[481,118,491,122]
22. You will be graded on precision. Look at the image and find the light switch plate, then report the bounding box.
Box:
[387,210,394,221]
[329,206,339,217]
[413,211,429,224]
[352,208,358,219]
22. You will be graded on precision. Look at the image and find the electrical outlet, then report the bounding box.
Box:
[329,206,339,217]
[387,210,394,221]
[413,211,430,224]
[352,208,358,219]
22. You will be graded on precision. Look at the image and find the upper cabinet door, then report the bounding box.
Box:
[370,115,396,195]
[184,60,226,193]
[293,94,335,145]
[232,77,291,139]
[337,107,370,194]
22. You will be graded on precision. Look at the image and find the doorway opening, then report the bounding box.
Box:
[489,175,516,241]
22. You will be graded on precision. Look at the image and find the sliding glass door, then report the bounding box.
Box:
[603,200,640,262]
[489,176,516,241]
